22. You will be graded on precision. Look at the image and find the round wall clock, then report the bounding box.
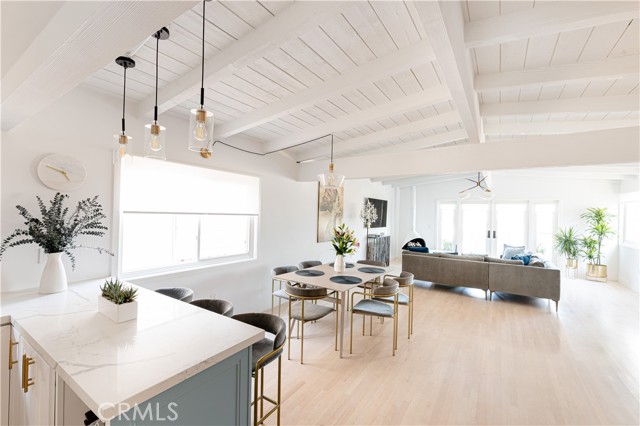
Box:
[37,154,86,191]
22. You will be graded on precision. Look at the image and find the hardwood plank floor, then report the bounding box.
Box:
[262,275,639,425]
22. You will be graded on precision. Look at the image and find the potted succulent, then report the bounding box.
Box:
[99,278,139,323]
[0,193,112,294]
[331,223,359,272]
[553,226,579,269]
[580,207,615,281]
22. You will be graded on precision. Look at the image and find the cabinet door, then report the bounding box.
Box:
[1,325,18,426]
[8,328,24,426]
[19,338,55,426]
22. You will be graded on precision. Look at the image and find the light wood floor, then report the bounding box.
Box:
[262,274,639,425]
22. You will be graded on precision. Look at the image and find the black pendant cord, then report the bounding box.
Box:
[330,134,334,164]
[207,133,334,158]
[121,67,127,134]
[200,0,206,107]
[154,35,159,122]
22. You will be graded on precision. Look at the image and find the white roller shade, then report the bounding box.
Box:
[121,157,260,215]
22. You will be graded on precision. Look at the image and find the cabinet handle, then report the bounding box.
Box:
[8,338,18,370]
[21,353,35,393]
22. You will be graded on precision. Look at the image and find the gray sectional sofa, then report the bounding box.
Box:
[402,251,561,311]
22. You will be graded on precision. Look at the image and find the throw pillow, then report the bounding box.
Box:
[407,247,429,253]
[503,244,525,260]
[528,258,545,267]
[511,254,531,265]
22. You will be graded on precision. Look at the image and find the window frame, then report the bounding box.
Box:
[619,193,640,249]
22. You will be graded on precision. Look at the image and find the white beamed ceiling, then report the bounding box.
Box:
[3,1,639,182]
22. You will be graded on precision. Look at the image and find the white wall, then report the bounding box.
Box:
[1,85,393,313]
[618,183,639,292]
[399,174,622,280]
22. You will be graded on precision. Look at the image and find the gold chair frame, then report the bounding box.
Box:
[350,286,399,356]
[253,340,286,426]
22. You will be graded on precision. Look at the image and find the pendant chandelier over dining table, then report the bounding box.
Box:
[188,0,215,158]
[318,134,345,189]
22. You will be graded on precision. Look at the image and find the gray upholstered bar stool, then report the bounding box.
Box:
[271,266,299,316]
[190,299,234,317]
[298,260,322,269]
[350,278,400,356]
[155,287,194,303]
[286,283,337,364]
[232,313,287,426]
[373,272,415,339]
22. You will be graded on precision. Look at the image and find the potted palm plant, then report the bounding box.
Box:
[0,193,112,294]
[580,207,615,281]
[554,226,579,269]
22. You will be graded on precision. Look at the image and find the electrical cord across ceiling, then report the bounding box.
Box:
[209,133,333,159]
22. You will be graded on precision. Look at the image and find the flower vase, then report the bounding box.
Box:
[39,252,67,294]
[334,254,345,273]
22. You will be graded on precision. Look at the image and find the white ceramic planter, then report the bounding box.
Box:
[39,252,67,294]
[334,254,345,273]
[98,297,138,323]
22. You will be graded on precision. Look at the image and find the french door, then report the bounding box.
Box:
[437,201,557,258]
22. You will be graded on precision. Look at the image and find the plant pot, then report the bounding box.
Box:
[39,252,67,294]
[587,264,607,280]
[565,258,578,269]
[334,254,345,273]
[98,297,138,323]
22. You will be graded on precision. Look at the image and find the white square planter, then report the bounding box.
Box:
[98,297,138,323]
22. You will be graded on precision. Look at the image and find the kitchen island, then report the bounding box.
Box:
[1,280,263,425]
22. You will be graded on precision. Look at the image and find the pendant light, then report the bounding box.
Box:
[188,0,214,158]
[458,172,494,200]
[114,57,135,163]
[144,27,170,160]
[318,135,345,188]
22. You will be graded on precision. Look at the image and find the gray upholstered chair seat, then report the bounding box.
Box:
[372,293,409,305]
[273,287,289,300]
[190,299,234,317]
[155,287,194,303]
[289,302,334,321]
[352,299,395,317]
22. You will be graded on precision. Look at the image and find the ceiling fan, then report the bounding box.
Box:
[458,172,494,200]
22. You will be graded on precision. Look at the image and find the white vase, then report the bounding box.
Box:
[334,254,345,273]
[98,297,138,323]
[39,252,67,294]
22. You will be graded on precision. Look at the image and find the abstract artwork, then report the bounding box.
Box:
[317,184,344,242]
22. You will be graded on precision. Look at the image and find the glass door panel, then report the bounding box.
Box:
[437,203,457,251]
[534,203,557,259]
[460,203,490,254]
[494,203,528,257]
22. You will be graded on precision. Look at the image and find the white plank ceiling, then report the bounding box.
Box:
[4,0,639,174]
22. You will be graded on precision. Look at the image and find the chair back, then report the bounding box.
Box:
[357,260,385,267]
[232,313,287,350]
[372,278,399,297]
[272,266,298,276]
[395,272,414,286]
[156,287,194,303]
[298,260,322,269]
[285,282,327,299]
[190,299,234,317]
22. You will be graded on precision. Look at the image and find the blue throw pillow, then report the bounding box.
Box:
[407,247,429,253]
[511,254,531,265]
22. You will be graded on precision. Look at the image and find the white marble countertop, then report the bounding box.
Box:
[0,280,263,420]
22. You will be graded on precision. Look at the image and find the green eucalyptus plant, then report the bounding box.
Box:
[553,226,579,259]
[580,207,615,266]
[0,193,112,270]
[100,278,138,305]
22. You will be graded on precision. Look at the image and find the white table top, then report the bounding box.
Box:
[0,280,263,421]
[274,263,390,292]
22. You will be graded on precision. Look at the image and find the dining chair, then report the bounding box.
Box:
[271,266,299,316]
[232,313,287,426]
[285,283,337,364]
[190,299,234,317]
[350,278,400,356]
[372,272,415,339]
[298,260,322,269]
[155,287,194,303]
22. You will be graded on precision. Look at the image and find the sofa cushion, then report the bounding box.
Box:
[503,244,525,260]
[485,256,524,265]
[440,253,485,262]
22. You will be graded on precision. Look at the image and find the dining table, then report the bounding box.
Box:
[273,262,392,358]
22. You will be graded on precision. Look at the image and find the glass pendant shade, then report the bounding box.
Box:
[113,133,132,164]
[458,191,471,200]
[188,107,214,154]
[144,122,166,159]
[479,189,495,200]
[318,163,345,189]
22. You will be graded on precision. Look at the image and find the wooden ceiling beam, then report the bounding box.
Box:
[484,119,638,135]
[465,1,639,48]
[481,95,639,117]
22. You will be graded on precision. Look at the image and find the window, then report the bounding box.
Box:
[533,203,557,257]
[620,197,640,247]
[437,203,457,251]
[118,157,259,276]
